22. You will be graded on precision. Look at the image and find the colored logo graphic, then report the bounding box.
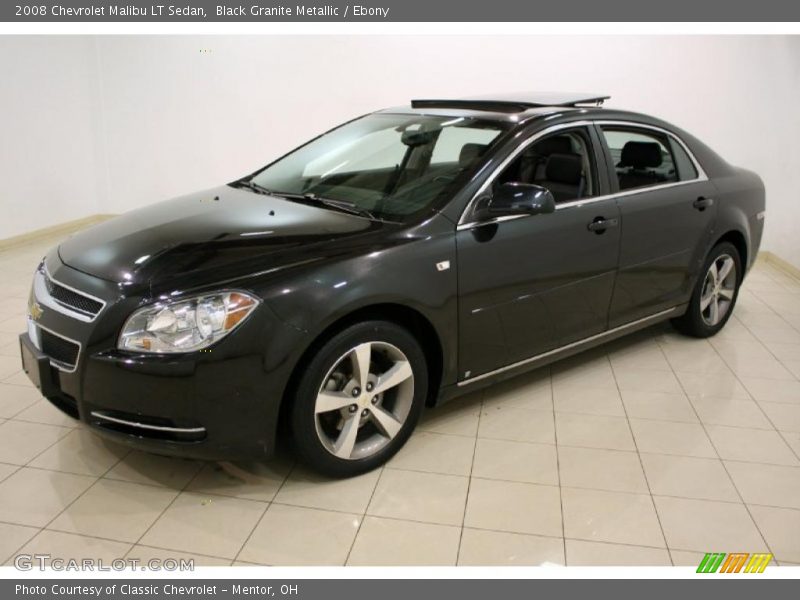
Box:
[28,298,43,321]
[697,552,772,573]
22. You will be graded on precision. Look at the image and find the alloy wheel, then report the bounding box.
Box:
[700,253,737,327]
[314,341,415,460]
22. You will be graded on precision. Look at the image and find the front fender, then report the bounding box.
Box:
[261,216,460,387]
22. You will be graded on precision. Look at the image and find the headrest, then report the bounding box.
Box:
[459,143,488,168]
[532,136,572,157]
[620,141,663,169]
[545,153,583,185]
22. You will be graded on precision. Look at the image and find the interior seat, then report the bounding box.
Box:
[536,153,584,203]
[519,136,573,183]
[459,143,489,168]
[617,141,664,190]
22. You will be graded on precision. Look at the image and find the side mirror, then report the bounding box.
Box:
[483,182,556,218]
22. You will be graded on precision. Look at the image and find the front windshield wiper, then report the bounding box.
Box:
[303,194,378,220]
[232,180,378,220]
[231,179,273,195]
[271,191,378,220]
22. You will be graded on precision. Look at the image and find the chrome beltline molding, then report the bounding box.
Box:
[457,306,681,387]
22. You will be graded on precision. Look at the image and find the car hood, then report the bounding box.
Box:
[58,185,388,289]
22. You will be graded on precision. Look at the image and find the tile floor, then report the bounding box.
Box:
[1,232,800,567]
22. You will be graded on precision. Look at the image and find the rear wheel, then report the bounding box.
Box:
[672,242,741,338]
[290,320,428,477]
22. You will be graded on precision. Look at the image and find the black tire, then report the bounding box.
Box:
[672,241,742,338]
[290,320,428,478]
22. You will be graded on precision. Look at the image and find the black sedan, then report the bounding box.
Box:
[19,93,765,476]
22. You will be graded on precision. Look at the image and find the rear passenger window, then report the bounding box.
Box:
[600,128,679,191]
[670,138,699,181]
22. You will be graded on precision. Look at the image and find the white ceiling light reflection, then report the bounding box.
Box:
[240,231,274,237]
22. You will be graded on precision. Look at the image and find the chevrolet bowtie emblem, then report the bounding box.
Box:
[29,299,43,321]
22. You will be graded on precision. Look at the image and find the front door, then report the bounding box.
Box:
[456,126,621,380]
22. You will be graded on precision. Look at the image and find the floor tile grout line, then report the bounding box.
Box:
[606,348,674,566]
[0,392,48,422]
[729,311,800,463]
[268,485,800,516]
[0,463,22,485]
[342,465,385,566]
[119,458,234,560]
[549,366,568,566]
[665,331,776,557]
[454,389,485,566]
[123,540,232,564]
[0,419,76,469]
[4,440,133,566]
[228,460,297,565]
[2,511,797,565]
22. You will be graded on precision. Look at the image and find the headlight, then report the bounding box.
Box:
[118,291,260,354]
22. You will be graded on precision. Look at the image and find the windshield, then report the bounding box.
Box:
[246,113,508,221]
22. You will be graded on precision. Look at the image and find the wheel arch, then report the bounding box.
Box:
[279,303,445,431]
[713,229,748,278]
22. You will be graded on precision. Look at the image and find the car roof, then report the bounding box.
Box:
[413,92,610,110]
[378,92,613,124]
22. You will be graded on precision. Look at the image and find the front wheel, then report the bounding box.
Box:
[290,320,428,477]
[672,241,742,338]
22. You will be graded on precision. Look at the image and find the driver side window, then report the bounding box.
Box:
[496,129,597,204]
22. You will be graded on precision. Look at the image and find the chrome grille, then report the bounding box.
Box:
[43,272,103,317]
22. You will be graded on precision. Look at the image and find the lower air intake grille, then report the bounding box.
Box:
[44,274,103,317]
[40,329,80,369]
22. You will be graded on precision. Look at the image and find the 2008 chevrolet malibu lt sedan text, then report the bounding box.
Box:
[19,93,765,477]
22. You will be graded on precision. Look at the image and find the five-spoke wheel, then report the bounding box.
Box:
[699,254,737,327]
[290,320,427,477]
[673,241,742,338]
[314,341,414,461]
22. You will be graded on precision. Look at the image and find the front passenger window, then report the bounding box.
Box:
[495,130,596,204]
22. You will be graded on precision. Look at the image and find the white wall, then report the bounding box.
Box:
[0,36,107,240]
[2,35,799,267]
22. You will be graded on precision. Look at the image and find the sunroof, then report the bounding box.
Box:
[411,93,610,112]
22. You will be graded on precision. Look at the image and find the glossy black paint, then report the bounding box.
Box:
[21,100,766,460]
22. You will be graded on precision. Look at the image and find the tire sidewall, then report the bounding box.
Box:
[290,320,428,478]
[685,242,742,337]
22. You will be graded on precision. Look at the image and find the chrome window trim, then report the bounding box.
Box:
[457,119,709,230]
[89,411,207,434]
[29,319,82,373]
[457,305,681,387]
[34,265,107,323]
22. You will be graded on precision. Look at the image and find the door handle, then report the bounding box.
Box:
[587,217,619,234]
[693,196,714,211]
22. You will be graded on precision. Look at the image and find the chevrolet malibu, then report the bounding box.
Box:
[20,93,765,477]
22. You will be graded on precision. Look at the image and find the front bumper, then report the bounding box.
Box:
[20,253,306,460]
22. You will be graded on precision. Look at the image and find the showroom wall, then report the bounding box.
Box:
[0,36,108,241]
[2,35,799,268]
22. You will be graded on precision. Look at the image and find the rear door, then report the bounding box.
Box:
[596,123,718,328]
